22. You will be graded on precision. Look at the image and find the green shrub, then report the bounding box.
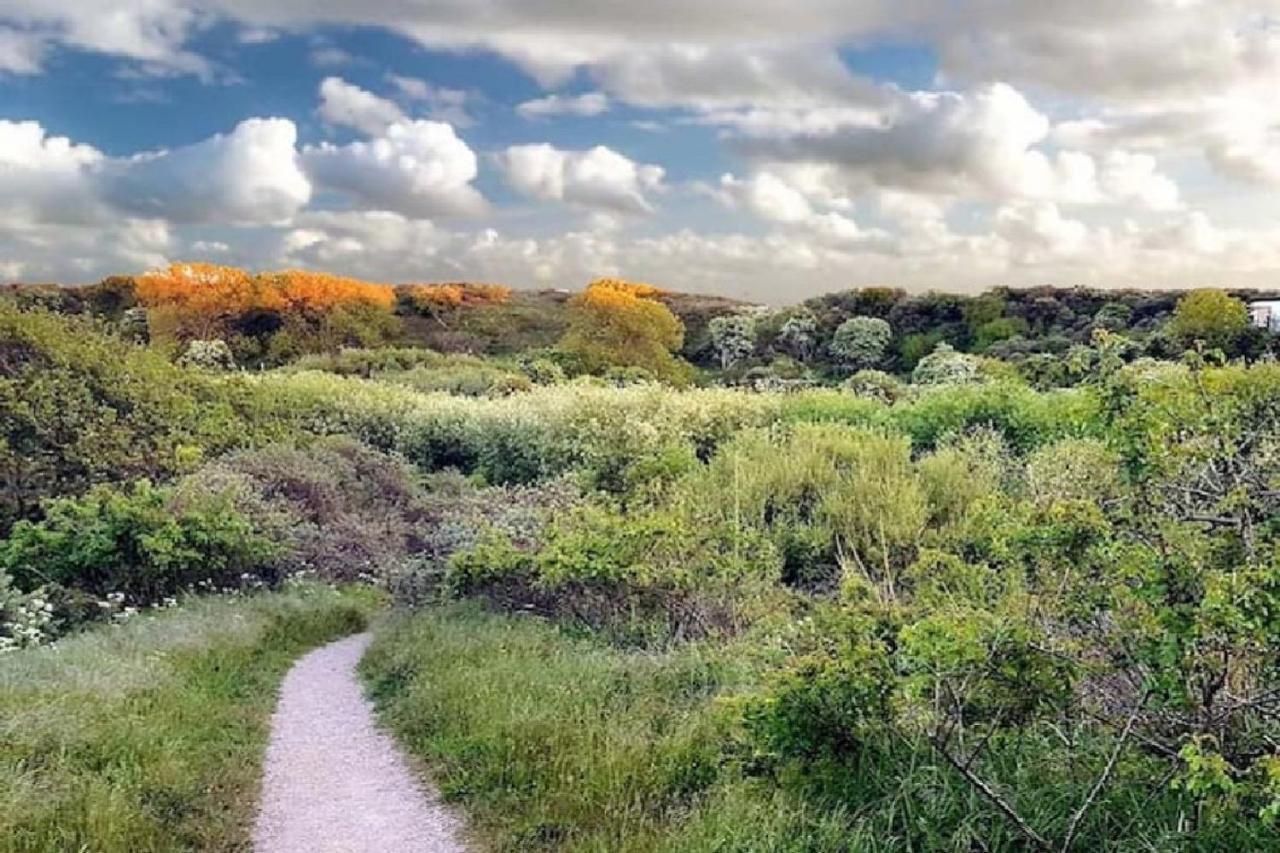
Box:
[841,369,905,403]
[1,481,277,605]
[0,305,272,532]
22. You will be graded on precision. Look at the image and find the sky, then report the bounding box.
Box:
[2,2,1280,301]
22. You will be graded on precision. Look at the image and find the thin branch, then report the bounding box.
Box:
[929,734,1053,851]
[1060,691,1149,853]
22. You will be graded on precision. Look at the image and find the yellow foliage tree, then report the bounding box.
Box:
[559,278,690,382]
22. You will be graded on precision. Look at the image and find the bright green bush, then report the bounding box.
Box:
[1,481,277,605]
[253,372,780,488]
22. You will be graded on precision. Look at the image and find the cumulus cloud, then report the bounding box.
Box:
[717,172,813,223]
[317,76,405,135]
[516,91,609,119]
[0,119,105,225]
[102,117,311,224]
[302,119,486,217]
[498,144,665,214]
[735,83,1181,209]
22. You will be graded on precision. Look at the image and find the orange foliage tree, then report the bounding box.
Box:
[403,283,512,318]
[134,263,398,359]
[559,277,689,382]
[261,269,396,313]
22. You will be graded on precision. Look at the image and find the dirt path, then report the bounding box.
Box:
[253,633,468,853]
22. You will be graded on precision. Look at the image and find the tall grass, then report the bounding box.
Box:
[364,606,1269,852]
[0,586,375,852]
[362,606,910,852]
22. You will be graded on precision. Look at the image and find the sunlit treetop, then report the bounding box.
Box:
[136,263,284,315]
[583,278,667,301]
[260,270,396,312]
[135,264,395,316]
[405,283,512,312]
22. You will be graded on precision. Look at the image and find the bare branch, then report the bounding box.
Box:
[929,734,1053,851]
[1061,692,1149,852]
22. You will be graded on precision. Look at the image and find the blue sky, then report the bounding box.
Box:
[1,3,1279,300]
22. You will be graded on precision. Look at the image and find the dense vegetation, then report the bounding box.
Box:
[5,268,1280,850]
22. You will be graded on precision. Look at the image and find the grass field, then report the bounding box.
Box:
[361,604,878,852]
[0,586,376,853]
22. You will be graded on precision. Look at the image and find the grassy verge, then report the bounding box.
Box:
[0,584,378,853]
[361,604,867,852]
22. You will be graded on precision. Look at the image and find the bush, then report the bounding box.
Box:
[174,438,428,584]
[841,369,905,403]
[178,338,236,370]
[0,305,270,532]
[451,501,782,643]
[1,480,277,605]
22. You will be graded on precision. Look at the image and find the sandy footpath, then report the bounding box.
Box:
[253,633,468,853]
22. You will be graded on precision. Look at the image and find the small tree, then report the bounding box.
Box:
[558,278,691,383]
[1170,289,1248,352]
[708,313,757,370]
[776,310,818,362]
[831,316,892,370]
[911,342,980,385]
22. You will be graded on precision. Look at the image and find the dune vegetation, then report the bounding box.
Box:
[4,267,1280,850]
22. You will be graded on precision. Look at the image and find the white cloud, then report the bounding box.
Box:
[0,1,211,76]
[735,83,1182,210]
[498,144,665,214]
[516,91,609,119]
[717,172,813,223]
[0,119,105,225]
[302,119,486,217]
[317,76,404,135]
[101,117,311,224]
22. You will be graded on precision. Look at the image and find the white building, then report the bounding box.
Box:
[1249,300,1280,332]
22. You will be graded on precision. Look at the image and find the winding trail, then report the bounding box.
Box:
[253,633,468,853]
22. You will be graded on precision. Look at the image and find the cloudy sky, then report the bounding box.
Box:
[2,2,1280,300]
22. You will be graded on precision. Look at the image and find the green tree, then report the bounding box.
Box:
[1170,289,1248,352]
[776,310,818,362]
[911,342,981,385]
[830,316,892,370]
[708,313,757,370]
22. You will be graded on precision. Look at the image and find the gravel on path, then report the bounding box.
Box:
[253,632,468,853]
